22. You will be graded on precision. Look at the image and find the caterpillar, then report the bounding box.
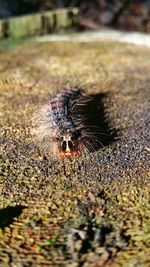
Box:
[32,88,114,158]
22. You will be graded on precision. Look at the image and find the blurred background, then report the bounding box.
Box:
[0,0,150,34]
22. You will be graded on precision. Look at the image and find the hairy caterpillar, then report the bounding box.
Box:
[32,88,114,158]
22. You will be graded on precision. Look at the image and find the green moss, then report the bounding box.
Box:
[8,15,41,38]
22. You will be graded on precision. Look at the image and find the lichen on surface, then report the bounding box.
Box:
[0,38,149,267]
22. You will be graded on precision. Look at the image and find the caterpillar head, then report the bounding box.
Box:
[56,130,82,158]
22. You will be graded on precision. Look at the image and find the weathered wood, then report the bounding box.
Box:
[0,8,79,39]
[41,11,54,34]
[8,14,42,38]
[0,20,3,37]
[0,38,149,267]
[54,9,70,30]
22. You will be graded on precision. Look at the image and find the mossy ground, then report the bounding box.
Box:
[0,37,149,267]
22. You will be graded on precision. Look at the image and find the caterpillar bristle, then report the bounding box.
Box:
[31,88,116,159]
[31,88,87,158]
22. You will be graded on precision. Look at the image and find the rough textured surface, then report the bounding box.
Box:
[0,38,150,267]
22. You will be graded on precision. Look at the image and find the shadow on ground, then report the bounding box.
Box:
[0,206,26,229]
[79,92,118,151]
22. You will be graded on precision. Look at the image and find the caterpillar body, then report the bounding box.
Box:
[32,88,91,158]
[32,88,112,158]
